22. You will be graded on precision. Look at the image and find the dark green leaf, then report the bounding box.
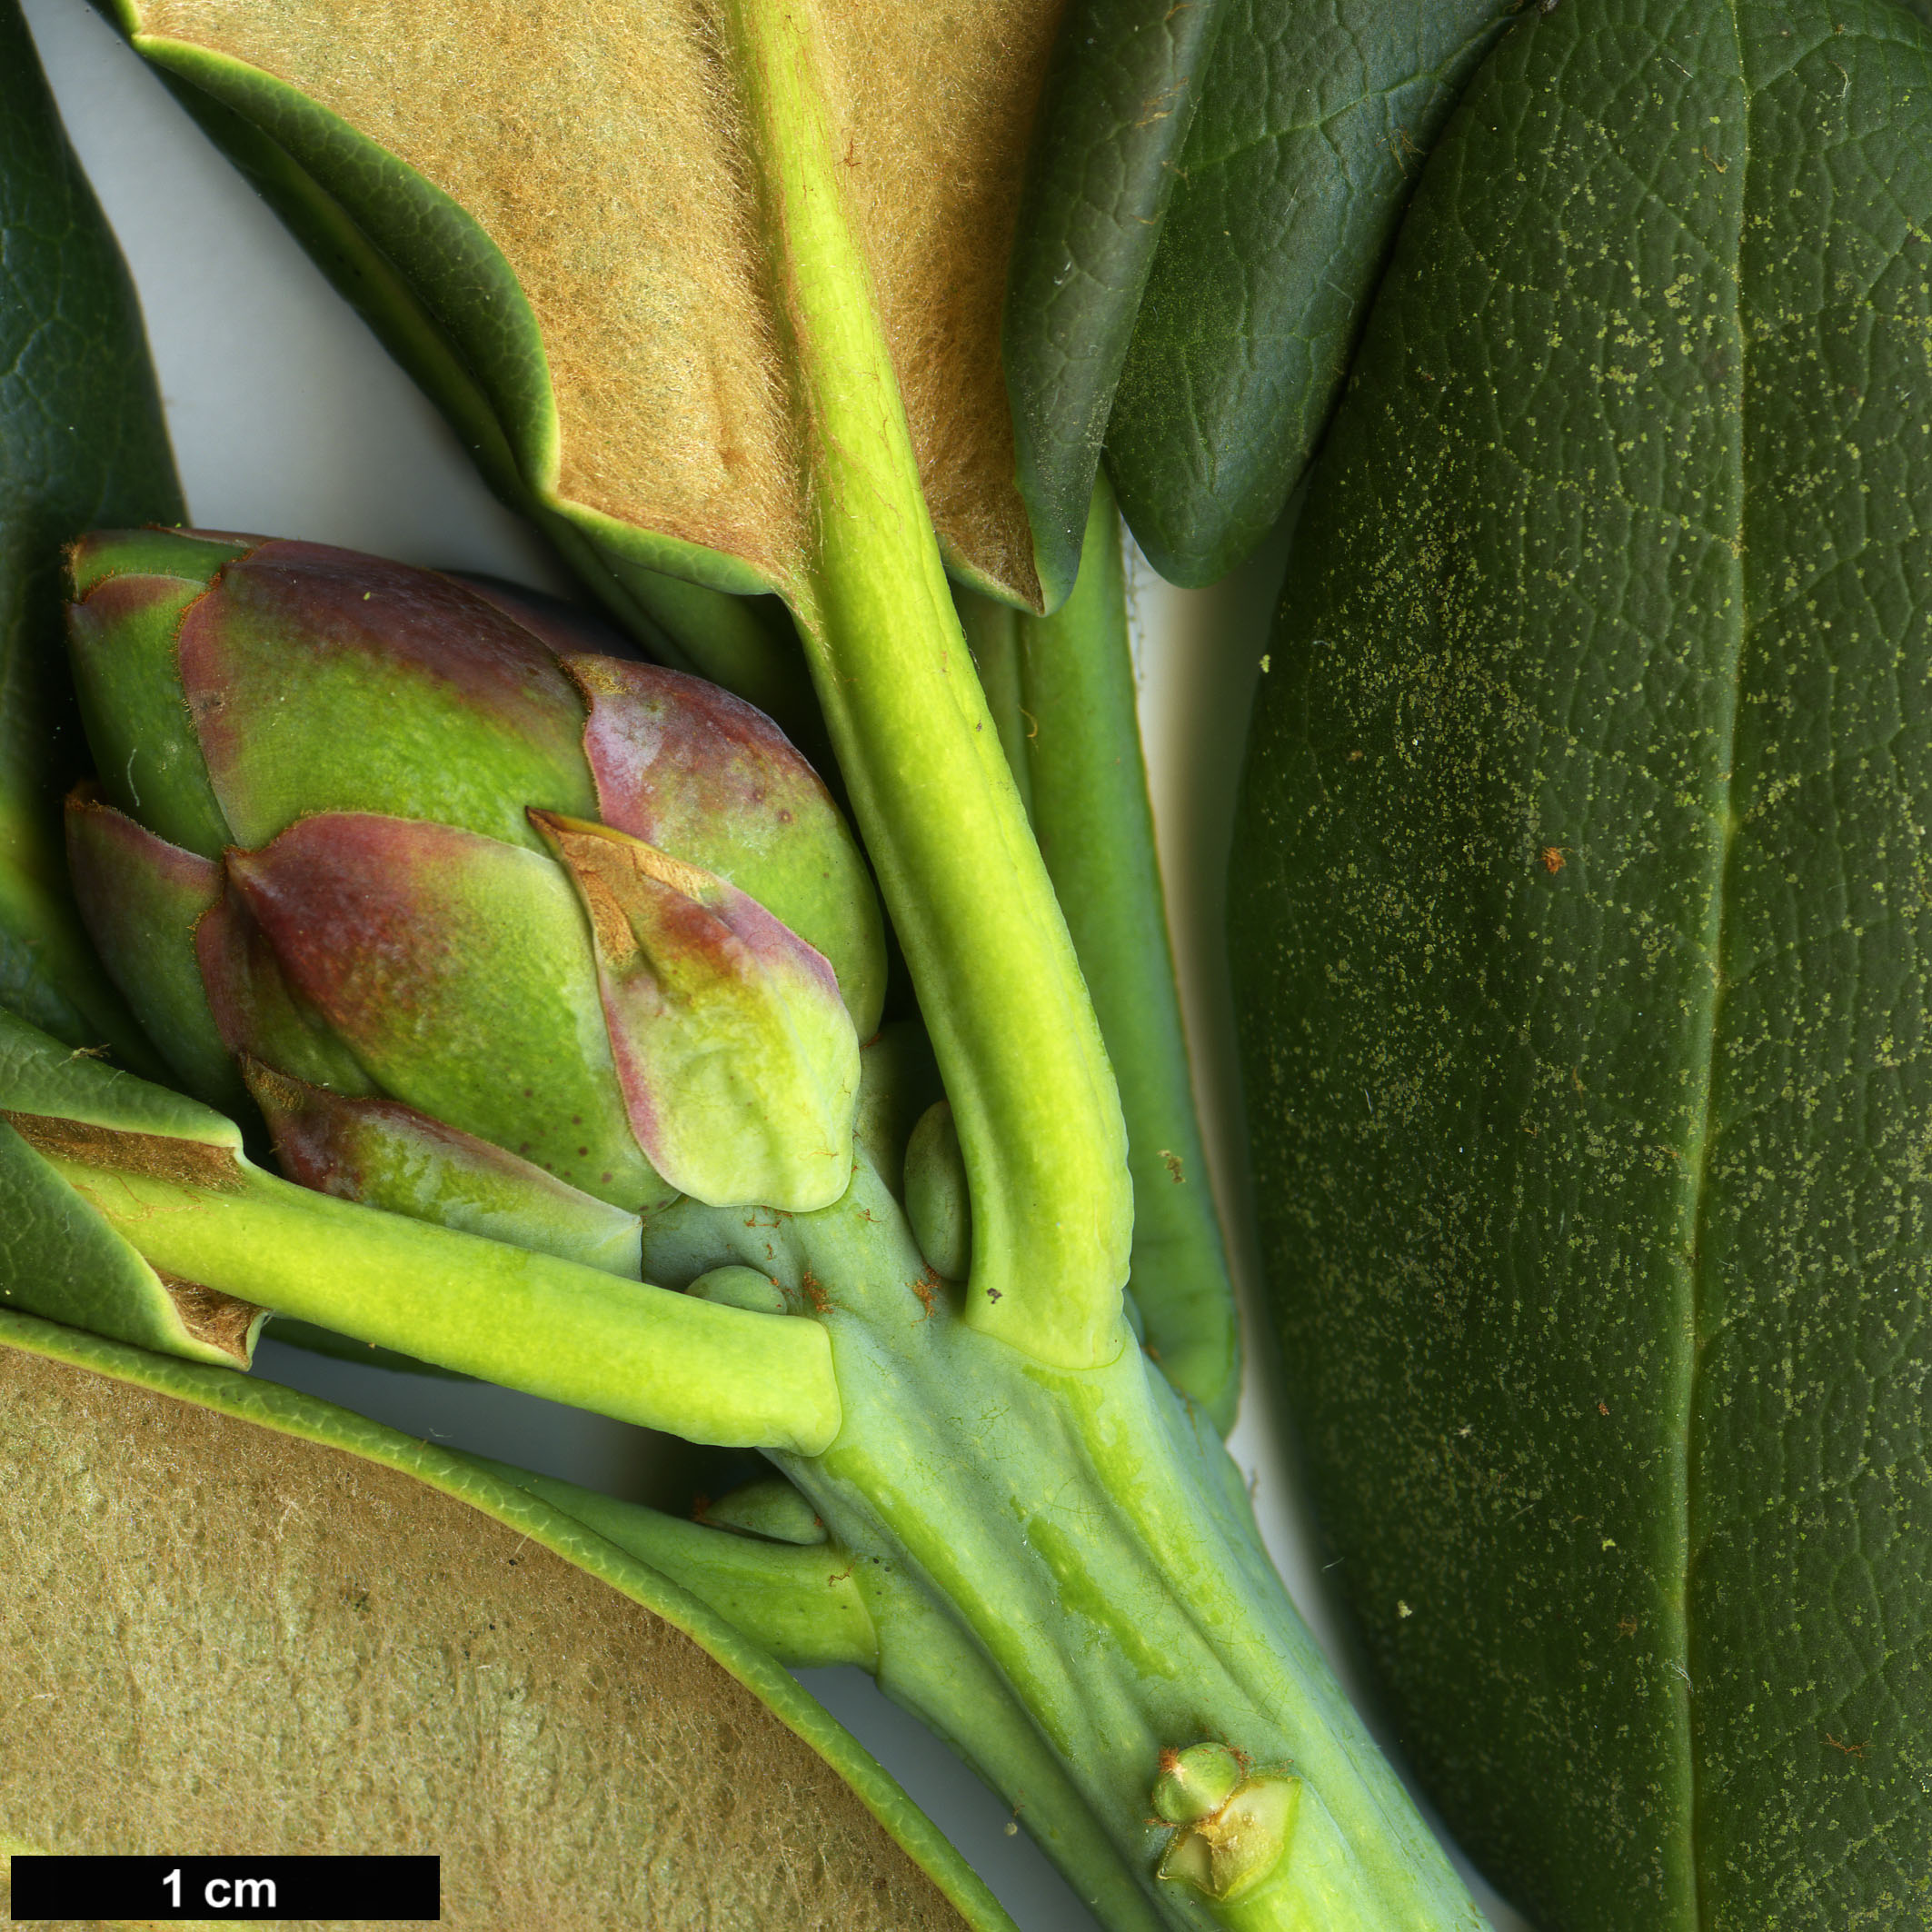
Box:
[1,0,181,1066]
[1233,1,1932,1925]
[1103,0,1509,586]
[1005,0,1511,598]
[1004,0,1233,610]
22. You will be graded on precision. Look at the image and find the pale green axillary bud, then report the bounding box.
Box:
[1153,1742,1245,1825]
[1154,1748,1300,1904]
[688,1264,790,1316]
[904,1100,970,1281]
[699,1478,827,1546]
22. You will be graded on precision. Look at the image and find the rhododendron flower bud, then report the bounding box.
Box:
[65,531,883,1216]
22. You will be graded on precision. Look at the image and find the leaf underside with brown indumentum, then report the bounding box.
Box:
[130,0,1067,607]
[0,1343,972,1932]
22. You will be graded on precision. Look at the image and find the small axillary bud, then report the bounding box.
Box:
[1153,1743,1300,1903]
[1153,1741,1245,1826]
[696,1478,827,1546]
[904,1100,971,1281]
[687,1264,790,1316]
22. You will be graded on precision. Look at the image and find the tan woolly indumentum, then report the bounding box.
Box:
[138,0,1062,607]
[0,1349,968,1932]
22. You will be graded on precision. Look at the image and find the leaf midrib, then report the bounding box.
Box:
[1674,5,1752,1926]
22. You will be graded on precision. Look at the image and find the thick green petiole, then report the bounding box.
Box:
[8,1111,837,1455]
[959,480,1240,1427]
[722,0,1131,1369]
[460,1456,880,1671]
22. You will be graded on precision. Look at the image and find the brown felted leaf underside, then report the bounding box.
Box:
[1,1111,244,1190]
[139,0,1058,607]
[152,1270,263,1363]
[0,1349,968,1932]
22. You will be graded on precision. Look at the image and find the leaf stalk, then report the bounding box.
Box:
[961,479,1240,1424]
[721,0,1133,1369]
[15,1112,838,1453]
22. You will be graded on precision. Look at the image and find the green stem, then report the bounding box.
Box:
[25,1131,839,1454]
[961,481,1240,1427]
[854,1556,1173,1932]
[493,1440,1170,1929]
[723,0,1130,1369]
[460,1455,878,1670]
[646,1166,1484,1932]
[954,594,1036,823]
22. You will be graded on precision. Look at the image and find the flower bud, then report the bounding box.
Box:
[217,812,672,1210]
[533,812,858,1210]
[65,528,249,856]
[65,533,884,1220]
[67,529,601,855]
[688,1265,791,1315]
[64,788,240,1112]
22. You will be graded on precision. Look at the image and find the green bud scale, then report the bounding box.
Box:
[64,531,886,1220]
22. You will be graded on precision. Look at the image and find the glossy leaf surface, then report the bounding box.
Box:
[1232,2,1932,1925]
[1102,0,1509,585]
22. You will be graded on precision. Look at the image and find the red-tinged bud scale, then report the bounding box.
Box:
[248,1061,642,1277]
[64,790,240,1112]
[533,812,858,1210]
[65,530,249,859]
[218,812,672,1210]
[182,541,601,852]
[569,655,883,1035]
[66,531,881,1219]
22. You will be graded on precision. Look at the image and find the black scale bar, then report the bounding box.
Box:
[9,1855,439,1921]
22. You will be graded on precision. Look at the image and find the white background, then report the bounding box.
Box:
[21,4,1530,1926]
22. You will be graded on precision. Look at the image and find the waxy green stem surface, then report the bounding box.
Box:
[645,1160,1483,1932]
[471,1439,1165,1929]
[29,1135,838,1454]
[961,481,1239,1427]
[723,0,1130,1369]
